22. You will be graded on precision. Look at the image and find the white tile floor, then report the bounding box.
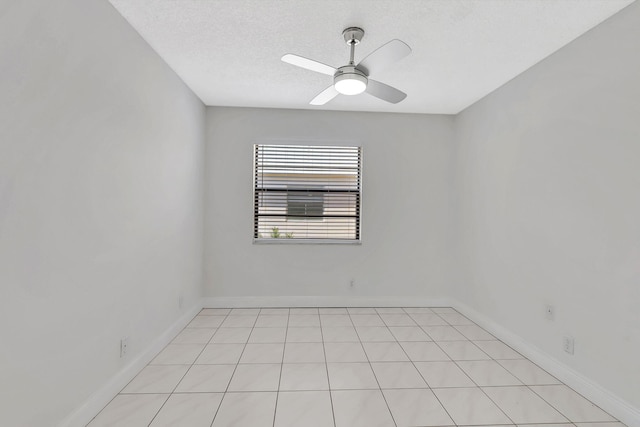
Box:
[88,307,625,427]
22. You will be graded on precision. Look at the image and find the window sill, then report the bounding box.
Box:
[253,238,362,245]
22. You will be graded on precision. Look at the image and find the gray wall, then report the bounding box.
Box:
[453,1,640,409]
[0,1,205,425]
[204,107,454,302]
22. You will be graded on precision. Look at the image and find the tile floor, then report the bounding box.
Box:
[88,307,625,427]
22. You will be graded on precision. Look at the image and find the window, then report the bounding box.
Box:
[287,191,324,219]
[254,144,362,242]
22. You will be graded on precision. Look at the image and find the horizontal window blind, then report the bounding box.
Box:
[254,144,362,241]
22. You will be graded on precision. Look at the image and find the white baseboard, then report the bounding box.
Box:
[58,302,203,427]
[202,295,451,308]
[452,300,640,427]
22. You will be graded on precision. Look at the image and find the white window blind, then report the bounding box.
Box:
[254,144,362,242]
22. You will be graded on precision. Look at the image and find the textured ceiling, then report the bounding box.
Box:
[109,0,634,114]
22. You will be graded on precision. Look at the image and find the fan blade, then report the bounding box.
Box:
[310,85,339,105]
[356,39,411,76]
[365,79,407,104]
[282,54,336,76]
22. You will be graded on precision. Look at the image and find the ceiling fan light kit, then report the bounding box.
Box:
[334,67,368,95]
[281,26,411,105]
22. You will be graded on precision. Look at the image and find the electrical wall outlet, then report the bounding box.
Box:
[120,337,129,358]
[349,279,355,288]
[178,295,184,309]
[563,336,574,355]
[545,305,555,321]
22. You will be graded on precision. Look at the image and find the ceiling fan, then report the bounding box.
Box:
[282,27,411,105]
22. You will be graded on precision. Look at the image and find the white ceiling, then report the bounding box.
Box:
[109,0,634,114]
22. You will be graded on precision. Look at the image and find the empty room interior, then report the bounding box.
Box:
[2,1,639,426]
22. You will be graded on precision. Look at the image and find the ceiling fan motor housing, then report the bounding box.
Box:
[334,65,368,95]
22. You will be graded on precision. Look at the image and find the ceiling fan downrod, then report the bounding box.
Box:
[342,27,364,65]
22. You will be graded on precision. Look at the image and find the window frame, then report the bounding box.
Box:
[252,143,363,245]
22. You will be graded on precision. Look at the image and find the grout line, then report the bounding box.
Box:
[207,309,260,427]
[346,310,398,427]
[524,384,574,423]
[318,315,339,427]
[135,362,568,369]
[526,384,616,425]
[117,383,582,395]
[271,309,290,427]
[116,384,580,395]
